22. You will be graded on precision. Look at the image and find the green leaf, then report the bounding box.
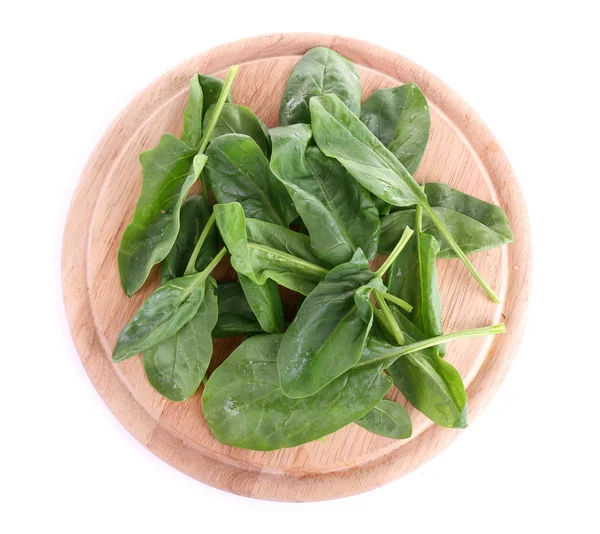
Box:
[112,269,211,362]
[161,194,217,282]
[202,334,392,450]
[360,83,431,175]
[181,74,230,149]
[280,47,361,126]
[238,274,284,334]
[213,282,264,338]
[214,202,330,296]
[386,310,467,428]
[205,134,297,226]
[310,94,500,302]
[142,278,218,401]
[310,94,427,207]
[203,103,270,156]
[355,399,412,439]
[118,138,205,296]
[387,205,445,357]
[379,183,514,257]
[270,124,380,264]
[277,249,386,398]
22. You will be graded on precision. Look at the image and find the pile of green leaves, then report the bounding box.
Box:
[113,47,513,450]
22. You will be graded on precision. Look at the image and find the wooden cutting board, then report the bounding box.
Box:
[62,33,531,501]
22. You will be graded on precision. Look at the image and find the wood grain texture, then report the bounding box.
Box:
[62,33,532,501]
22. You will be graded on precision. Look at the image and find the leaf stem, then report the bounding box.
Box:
[196,65,239,202]
[374,291,405,345]
[198,66,239,155]
[247,243,330,279]
[197,247,227,278]
[355,323,506,370]
[382,293,413,313]
[184,213,216,275]
[375,226,414,278]
[422,203,500,303]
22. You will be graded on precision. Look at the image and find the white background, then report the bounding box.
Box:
[2,1,599,532]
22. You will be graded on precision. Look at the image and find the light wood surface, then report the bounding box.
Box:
[61,33,531,501]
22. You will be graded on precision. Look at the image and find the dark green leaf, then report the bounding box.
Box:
[202,334,392,450]
[180,74,230,149]
[142,278,218,401]
[214,202,330,296]
[238,274,284,334]
[112,269,211,362]
[205,134,297,226]
[310,94,427,207]
[203,103,270,156]
[278,249,386,398]
[379,183,514,257]
[387,206,445,357]
[118,138,205,296]
[360,84,430,175]
[213,282,263,338]
[270,124,380,264]
[310,98,501,301]
[355,399,412,439]
[387,310,467,428]
[161,194,217,282]
[279,47,361,126]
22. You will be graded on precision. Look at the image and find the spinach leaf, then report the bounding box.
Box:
[355,399,412,439]
[113,249,225,362]
[213,282,263,338]
[387,204,445,357]
[277,249,386,398]
[118,67,238,297]
[387,310,466,428]
[118,145,206,296]
[142,277,218,401]
[270,124,380,264]
[203,103,270,156]
[310,94,427,207]
[214,202,330,296]
[380,183,514,257]
[205,134,297,226]
[360,83,430,175]
[202,334,392,450]
[181,74,231,150]
[238,274,284,334]
[180,75,204,149]
[279,47,361,126]
[161,194,217,282]
[310,94,500,302]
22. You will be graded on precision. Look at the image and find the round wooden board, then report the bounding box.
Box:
[62,33,531,501]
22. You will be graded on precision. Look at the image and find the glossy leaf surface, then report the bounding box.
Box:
[113,269,211,362]
[387,310,467,428]
[279,47,361,126]
[203,334,392,450]
[214,202,330,296]
[161,194,217,282]
[213,282,263,338]
[387,206,445,356]
[270,124,380,264]
[203,103,270,155]
[118,137,205,296]
[380,183,514,257]
[238,274,284,334]
[360,83,430,175]
[278,249,386,398]
[142,278,218,401]
[310,94,427,208]
[205,134,297,226]
[355,399,412,439]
